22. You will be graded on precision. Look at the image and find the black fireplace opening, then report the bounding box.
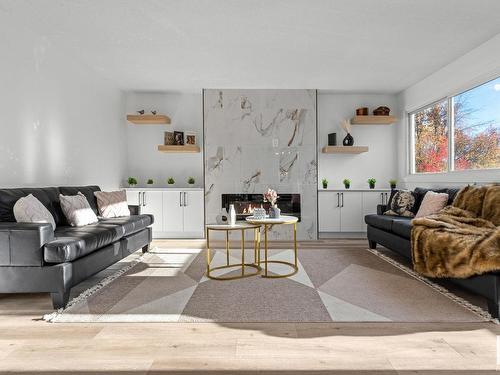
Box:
[222,193,301,221]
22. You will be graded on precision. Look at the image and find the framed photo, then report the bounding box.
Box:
[185,132,196,145]
[174,131,184,145]
[164,131,175,145]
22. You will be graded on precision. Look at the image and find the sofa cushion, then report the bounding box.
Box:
[60,192,99,227]
[392,218,412,239]
[13,194,57,230]
[365,214,394,232]
[415,191,449,218]
[99,214,153,237]
[59,186,101,215]
[45,223,123,263]
[94,190,130,218]
[414,187,460,210]
[0,187,66,226]
[384,190,416,217]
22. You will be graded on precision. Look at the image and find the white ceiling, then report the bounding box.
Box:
[2,0,500,93]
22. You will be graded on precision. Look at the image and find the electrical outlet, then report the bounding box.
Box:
[272,138,279,148]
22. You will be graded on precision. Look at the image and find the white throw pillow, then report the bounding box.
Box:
[13,194,56,230]
[415,191,449,218]
[94,190,130,218]
[60,192,99,226]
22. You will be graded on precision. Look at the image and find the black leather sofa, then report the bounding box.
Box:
[0,186,153,309]
[365,187,500,318]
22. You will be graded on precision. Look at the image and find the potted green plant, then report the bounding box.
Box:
[167,177,175,186]
[322,178,328,189]
[389,179,397,189]
[188,177,195,186]
[367,178,376,189]
[146,179,154,185]
[343,178,351,189]
[127,177,138,187]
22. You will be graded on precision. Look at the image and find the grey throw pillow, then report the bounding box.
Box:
[60,192,99,227]
[13,194,56,230]
[384,190,416,218]
[94,190,130,218]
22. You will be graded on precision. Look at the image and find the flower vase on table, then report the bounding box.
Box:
[263,188,280,219]
[269,205,281,219]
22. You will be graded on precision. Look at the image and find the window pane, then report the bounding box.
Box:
[453,77,500,171]
[412,100,448,173]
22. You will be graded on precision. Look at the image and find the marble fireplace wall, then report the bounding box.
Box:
[204,89,317,240]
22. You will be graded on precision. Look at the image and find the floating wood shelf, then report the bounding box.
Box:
[127,114,171,124]
[157,145,200,153]
[322,146,369,154]
[351,115,397,125]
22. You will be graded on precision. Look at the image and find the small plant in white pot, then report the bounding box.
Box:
[128,177,138,187]
[367,178,376,189]
[188,177,195,186]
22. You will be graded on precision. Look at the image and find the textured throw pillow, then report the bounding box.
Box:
[384,190,416,217]
[13,194,56,230]
[60,192,99,227]
[94,190,130,218]
[415,191,449,218]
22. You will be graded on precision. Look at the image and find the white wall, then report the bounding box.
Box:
[124,92,203,188]
[318,94,399,190]
[396,33,500,189]
[0,13,126,190]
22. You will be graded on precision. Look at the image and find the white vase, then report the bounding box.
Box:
[228,204,236,226]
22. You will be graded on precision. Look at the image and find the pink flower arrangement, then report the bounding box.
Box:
[263,188,279,206]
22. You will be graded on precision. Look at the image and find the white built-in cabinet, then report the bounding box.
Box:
[126,188,204,239]
[319,190,390,233]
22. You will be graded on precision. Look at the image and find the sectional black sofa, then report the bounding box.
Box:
[365,187,500,318]
[0,185,153,309]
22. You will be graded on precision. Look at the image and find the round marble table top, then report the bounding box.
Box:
[206,222,261,230]
[245,215,298,225]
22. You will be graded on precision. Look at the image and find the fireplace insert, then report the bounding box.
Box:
[221,193,301,221]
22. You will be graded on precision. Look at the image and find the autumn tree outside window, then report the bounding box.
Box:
[410,76,500,174]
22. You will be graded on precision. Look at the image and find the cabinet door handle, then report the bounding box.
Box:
[142,192,147,206]
[138,192,142,206]
[184,192,188,206]
[336,193,340,207]
[179,192,183,207]
[341,193,344,207]
[385,193,388,205]
[380,193,384,204]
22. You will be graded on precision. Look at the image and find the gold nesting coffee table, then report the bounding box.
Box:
[205,223,262,280]
[245,215,299,278]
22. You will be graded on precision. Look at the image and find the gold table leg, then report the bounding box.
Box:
[206,227,210,278]
[225,231,229,266]
[205,226,261,281]
[241,229,245,277]
[261,222,299,279]
[294,222,298,268]
[264,224,268,277]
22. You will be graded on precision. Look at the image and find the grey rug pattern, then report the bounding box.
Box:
[45,247,488,323]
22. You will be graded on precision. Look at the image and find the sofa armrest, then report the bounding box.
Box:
[128,204,140,215]
[377,205,387,215]
[0,222,54,266]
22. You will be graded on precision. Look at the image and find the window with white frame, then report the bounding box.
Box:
[409,76,500,174]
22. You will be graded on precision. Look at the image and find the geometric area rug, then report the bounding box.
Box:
[44,247,491,323]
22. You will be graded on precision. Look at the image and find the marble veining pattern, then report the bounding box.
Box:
[204,89,317,239]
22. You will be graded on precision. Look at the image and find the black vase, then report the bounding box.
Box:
[343,133,354,146]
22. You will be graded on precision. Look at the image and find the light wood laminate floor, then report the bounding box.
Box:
[0,239,498,374]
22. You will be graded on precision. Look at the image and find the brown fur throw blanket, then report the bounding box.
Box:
[411,185,500,278]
